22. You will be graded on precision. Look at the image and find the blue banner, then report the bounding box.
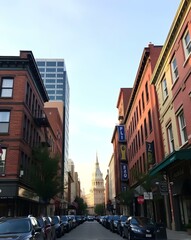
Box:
[121,163,128,181]
[117,125,126,142]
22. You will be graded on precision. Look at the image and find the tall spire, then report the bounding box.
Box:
[96,151,98,165]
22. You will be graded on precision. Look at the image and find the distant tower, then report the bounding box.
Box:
[91,153,105,207]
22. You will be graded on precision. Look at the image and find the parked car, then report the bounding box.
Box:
[75,215,84,225]
[60,215,71,232]
[51,216,64,238]
[104,215,114,229]
[0,216,44,240]
[37,216,52,240]
[68,215,77,229]
[87,215,95,221]
[117,215,128,236]
[110,215,120,232]
[123,216,160,240]
[45,216,56,240]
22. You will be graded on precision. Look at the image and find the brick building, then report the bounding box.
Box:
[0,51,62,216]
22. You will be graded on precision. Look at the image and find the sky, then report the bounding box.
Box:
[0,0,181,194]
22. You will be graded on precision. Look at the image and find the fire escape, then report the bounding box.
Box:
[34,113,51,147]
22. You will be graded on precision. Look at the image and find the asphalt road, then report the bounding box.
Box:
[62,221,122,240]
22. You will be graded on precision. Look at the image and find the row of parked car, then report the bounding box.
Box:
[97,215,167,240]
[0,214,86,240]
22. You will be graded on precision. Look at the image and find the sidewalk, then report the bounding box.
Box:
[166,228,191,240]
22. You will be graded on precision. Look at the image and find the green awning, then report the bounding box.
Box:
[149,149,191,176]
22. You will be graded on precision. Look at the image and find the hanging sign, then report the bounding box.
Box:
[117,125,126,142]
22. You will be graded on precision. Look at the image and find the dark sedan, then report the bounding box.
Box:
[60,215,71,232]
[51,216,64,238]
[0,216,44,240]
[37,216,52,240]
[110,215,120,232]
[117,215,128,236]
[123,216,157,240]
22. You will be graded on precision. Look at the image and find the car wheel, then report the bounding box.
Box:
[127,231,132,240]
[122,229,125,238]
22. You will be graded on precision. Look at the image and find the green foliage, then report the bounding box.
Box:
[119,188,136,205]
[74,196,87,215]
[30,146,62,203]
[185,220,191,229]
[94,203,105,216]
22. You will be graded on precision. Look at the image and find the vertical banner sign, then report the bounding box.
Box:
[146,141,155,164]
[117,125,126,142]
[120,144,127,161]
[121,163,128,181]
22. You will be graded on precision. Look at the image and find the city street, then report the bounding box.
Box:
[61,220,191,240]
[62,221,122,240]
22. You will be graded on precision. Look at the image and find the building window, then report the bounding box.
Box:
[37,62,45,67]
[46,62,56,67]
[57,62,64,67]
[148,110,152,132]
[142,92,145,110]
[178,110,188,145]
[46,79,55,83]
[0,78,13,97]
[162,78,168,101]
[171,57,179,83]
[167,124,175,153]
[0,148,6,174]
[139,100,141,117]
[182,29,191,59]
[145,82,149,102]
[144,118,148,139]
[57,68,64,72]
[46,73,56,78]
[141,125,144,145]
[0,111,10,133]
[46,68,56,72]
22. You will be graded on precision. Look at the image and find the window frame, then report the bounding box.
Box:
[182,29,191,59]
[167,123,175,153]
[171,56,179,84]
[177,110,188,146]
[0,78,14,98]
[0,111,10,133]
[0,148,7,174]
[162,77,168,101]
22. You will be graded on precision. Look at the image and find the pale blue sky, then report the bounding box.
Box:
[0,0,180,193]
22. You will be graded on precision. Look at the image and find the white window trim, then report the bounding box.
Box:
[182,30,191,60]
[162,78,168,101]
[178,111,188,145]
[171,57,179,84]
[167,124,175,153]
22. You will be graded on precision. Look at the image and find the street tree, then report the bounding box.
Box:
[74,196,87,215]
[30,146,62,214]
[94,203,105,216]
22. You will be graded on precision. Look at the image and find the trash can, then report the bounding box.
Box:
[155,223,167,240]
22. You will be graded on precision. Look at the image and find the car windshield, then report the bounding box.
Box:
[121,216,128,221]
[0,219,31,234]
[133,217,155,226]
[37,218,44,227]
[113,215,120,220]
[61,216,67,221]
[52,217,59,224]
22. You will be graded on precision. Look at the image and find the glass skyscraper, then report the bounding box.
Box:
[36,59,70,205]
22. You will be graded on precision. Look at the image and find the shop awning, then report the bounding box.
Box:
[149,149,191,176]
